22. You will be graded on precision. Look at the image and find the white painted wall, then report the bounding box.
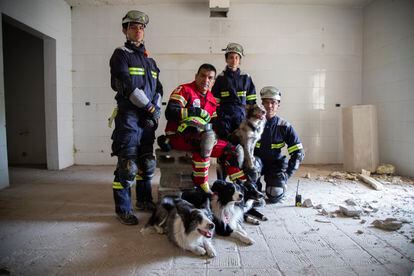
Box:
[362,0,414,176]
[0,0,73,188]
[72,3,363,165]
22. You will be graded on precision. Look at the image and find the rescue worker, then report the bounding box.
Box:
[212,43,256,181]
[164,63,246,193]
[254,86,305,204]
[109,10,163,225]
[212,42,257,139]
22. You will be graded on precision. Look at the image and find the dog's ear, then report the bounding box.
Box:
[211,180,226,193]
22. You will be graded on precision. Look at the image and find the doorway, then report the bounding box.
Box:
[2,17,46,168]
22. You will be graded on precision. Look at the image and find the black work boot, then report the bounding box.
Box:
[116,212,139,225]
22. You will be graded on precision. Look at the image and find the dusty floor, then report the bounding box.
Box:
[0,165,413,276]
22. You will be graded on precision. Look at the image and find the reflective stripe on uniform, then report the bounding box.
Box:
[255,142,261,148]
[229,170,245,181]
[108,107,118,128]
[129,67,145,75]
[151,70,158,79]
[181,108,188,120]
[199,182,210,192]
[237,91,246,97]
[246,94,256,101]
[271,142,285,149]
[112,181,123,190]
[215,97,221,103]
[135,175,143,181]
[193,170,209,177]
[221,91,230,97]
[288,143,303,154]
[193,160,210,168]
[212,111,217,118]
[170,93,187,106]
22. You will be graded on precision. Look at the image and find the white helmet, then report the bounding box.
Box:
[122,10,149,26]
[222,42,244,57]
[260,86,282,101]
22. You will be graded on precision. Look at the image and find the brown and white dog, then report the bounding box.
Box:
[233,104,266,170]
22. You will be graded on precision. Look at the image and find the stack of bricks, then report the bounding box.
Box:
[155,149,195,200]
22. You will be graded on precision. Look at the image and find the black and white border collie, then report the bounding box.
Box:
[144,196,216,257]
[210,180,255,245]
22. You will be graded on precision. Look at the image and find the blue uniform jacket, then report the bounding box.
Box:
[254,116,303,174]
[212,67,256,115]
[110,41,162,111]
[109,41,163,157]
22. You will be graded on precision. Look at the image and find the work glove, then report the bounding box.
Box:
[145,102,161,121]
[194,108,211,123]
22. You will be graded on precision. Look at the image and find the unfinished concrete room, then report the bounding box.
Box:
[0,0,413,275]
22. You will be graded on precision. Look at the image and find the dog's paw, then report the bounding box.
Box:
[192,246,207,256]
[154,225,164,234]
[261,216,268,221]
[206,247,217,258]
[242,236,255,245]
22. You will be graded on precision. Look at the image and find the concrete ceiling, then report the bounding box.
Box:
[65,0,374,8]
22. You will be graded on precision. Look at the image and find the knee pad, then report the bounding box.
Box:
[266,185,286,204]
[118,158,138,188]
[137,153,156,180]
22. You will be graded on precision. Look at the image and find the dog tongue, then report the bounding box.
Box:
[198,229,212,238]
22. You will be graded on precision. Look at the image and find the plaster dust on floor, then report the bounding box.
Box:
[0,164,413,275]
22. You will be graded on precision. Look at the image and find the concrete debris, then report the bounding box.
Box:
[314,204,323,209]
[361,202,379,213]
[345,199,357,206]
[356,230,364,234]
[304,173,311,179]
[360,219,366,224]
[328,171,358,181]
[302,198,313,208]
[339,205,363,217]
[376,164,395,175]
[372,218,404,231]
[361,169,371,176]
[358,174,384,190]
[330,171,347,178]
[320,208,337,218]
[315,218,331,223]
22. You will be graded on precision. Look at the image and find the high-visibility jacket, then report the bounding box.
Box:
[165,81,217,135]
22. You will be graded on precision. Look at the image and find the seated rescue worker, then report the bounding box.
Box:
[163,63,246,193]
[254,86,305,203]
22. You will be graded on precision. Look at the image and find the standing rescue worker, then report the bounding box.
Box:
[254,86,304,204]
[164,64,246,193]
[110,10,163,225]
[212,42,257,139]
